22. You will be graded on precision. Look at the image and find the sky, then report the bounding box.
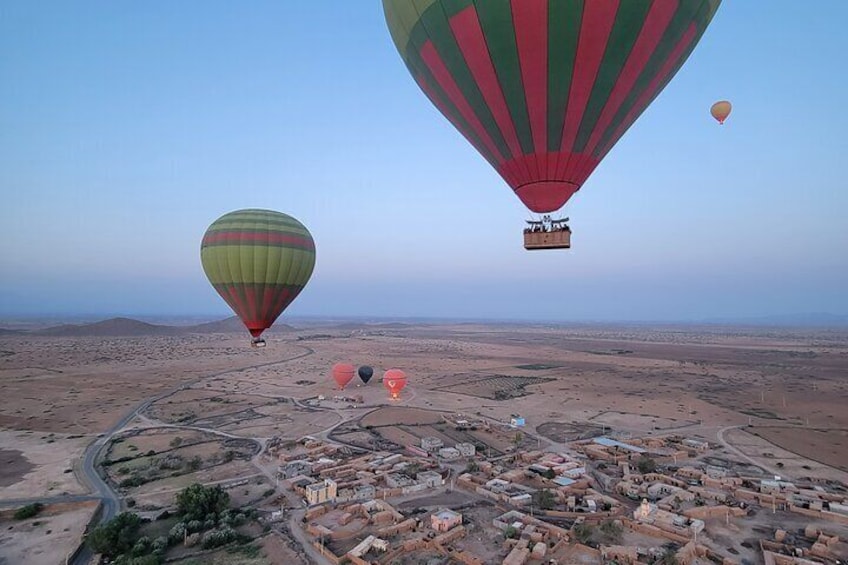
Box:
[1,1,846,322]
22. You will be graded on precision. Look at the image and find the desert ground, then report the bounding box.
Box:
[1,319,847,563]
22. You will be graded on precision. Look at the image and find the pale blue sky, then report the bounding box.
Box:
[1,1,846,321]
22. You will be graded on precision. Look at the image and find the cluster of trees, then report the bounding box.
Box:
[115,454,206,489]
[636,456,657,474]
[572,519,623,546]
[86,483,255,564]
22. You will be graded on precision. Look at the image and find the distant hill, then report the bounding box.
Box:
[701,312,848,327]
[35,317,181,337]
[30,316,297,337]
[0,328,25,336]
[185,316,294,334]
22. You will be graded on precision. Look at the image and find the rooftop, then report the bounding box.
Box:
[434,509,461,521]
[593,437,646,453]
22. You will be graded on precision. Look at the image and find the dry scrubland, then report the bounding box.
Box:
[0,500,98,565]
[1,321,847,562]
[1,323,847,487]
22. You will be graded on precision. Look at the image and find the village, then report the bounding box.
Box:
[257,412,848,565]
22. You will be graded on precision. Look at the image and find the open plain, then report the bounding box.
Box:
[1,318,847,563]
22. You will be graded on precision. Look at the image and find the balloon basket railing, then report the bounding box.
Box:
[250,338,266,348]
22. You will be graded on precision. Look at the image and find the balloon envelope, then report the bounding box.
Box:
[332,363,356,390]
[383,0,722,213]
[358,365,374,384]
[383,369,408,398]
[200,209,316,339]
[710,100,731,124]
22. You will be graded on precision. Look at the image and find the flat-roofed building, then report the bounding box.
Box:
[305,478,337,506]
[431,508,462,532]
[421,437,444,452]
[456,442,476,457]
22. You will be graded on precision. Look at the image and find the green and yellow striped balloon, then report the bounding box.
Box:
[200,209,316,339]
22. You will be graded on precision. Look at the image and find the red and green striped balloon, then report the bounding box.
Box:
[200,209,316,340]
[383,0,721,213]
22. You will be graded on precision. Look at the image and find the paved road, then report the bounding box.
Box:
[68,345,314,565]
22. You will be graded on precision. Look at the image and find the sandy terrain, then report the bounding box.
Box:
[722,426,848,483]
[360,406,446,427]
[0,430,89,500]
[0,501,98,565]
[751,426,848,472]
[0,320,846,506]
[0,449,33,489]
[260,533,309,565]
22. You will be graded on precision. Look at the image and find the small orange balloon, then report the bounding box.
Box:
[710,100,732,125]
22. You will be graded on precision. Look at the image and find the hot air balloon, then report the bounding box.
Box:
[200,209,316,347]
[710,100,731,125]
[382,0,721,249]
[383,369,408,399]
[332,363,356,390]
[358,365,374,385]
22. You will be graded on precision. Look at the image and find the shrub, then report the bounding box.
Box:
[131,536,151,557]
[152,536,169,554]
[168,522,186,543]
[14,503,43,520]
[636,456,657,474]
[119,476,145,488]
[200,526,237,549]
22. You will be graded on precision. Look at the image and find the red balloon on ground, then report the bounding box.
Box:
[332,363,356,390]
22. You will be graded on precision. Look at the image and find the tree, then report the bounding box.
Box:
[503,526,518,539]
[170,436,183,448]
[599,520,623,544]
[636,456,657,474]
[572,523,593,544]
[402,463,421,479]
[532,489,556,510]
[654,548,679,565]
[464,461,479,473]
[542,468,556,480]
[176,483,230,522]
[86,512,143,557]
[200,526,237,549]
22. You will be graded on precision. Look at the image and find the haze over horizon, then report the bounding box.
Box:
[2,2,846,322]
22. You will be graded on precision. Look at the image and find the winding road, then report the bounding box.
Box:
[66,345,314,565]
[716,425,785,478]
